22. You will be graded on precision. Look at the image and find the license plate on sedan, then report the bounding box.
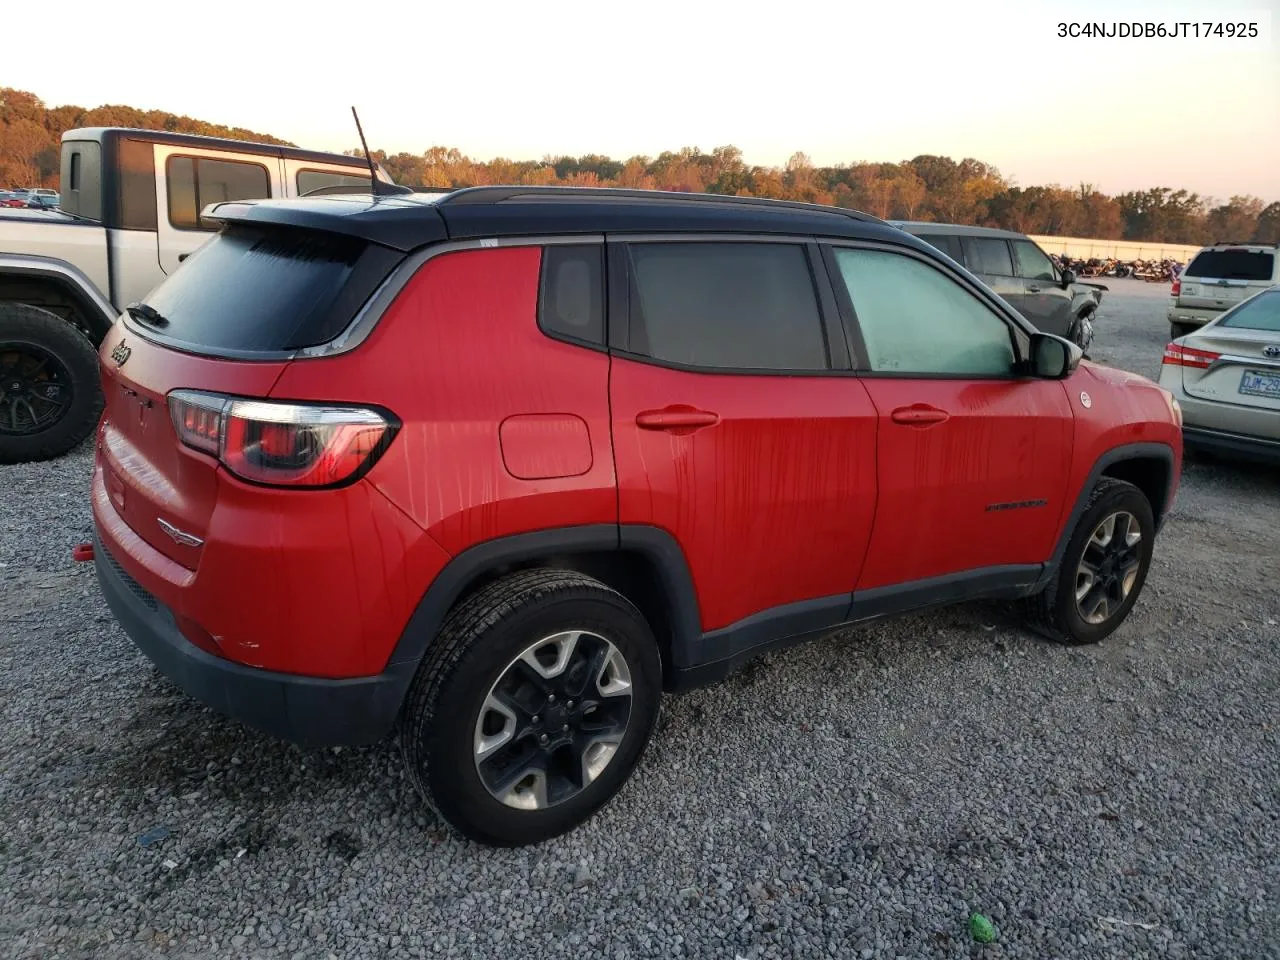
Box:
[1240,370,1280,398]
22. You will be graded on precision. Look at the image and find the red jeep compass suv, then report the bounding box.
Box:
[92,187,1182,845]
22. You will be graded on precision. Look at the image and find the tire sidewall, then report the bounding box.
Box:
[0,305,103,463]
[412,589,662,846]
[1056,484,1156,643]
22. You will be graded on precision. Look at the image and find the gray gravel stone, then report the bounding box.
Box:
[1,279,1278,958]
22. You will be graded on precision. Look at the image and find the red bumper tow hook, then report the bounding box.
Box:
[72,543,95,563]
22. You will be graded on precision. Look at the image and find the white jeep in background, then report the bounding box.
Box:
[0,127,398,464]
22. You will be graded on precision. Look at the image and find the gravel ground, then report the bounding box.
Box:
[2,278,1278,959]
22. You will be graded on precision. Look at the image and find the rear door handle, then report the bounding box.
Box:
[636,407,720,432]
[891,404,950,426]
[1027,284,1041,292]
[178,253,189,262]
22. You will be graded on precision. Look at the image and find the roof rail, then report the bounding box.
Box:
[433,185,885,224]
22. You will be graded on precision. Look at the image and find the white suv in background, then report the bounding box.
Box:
[1169,242,1280,338]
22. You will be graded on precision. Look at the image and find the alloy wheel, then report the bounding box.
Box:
[473,629,633,810]
[1074,511,1142,624]
[0,343,74,436]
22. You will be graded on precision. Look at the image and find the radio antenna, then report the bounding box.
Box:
[351,106,385,196]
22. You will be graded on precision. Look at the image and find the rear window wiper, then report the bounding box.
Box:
[126,302,169,329]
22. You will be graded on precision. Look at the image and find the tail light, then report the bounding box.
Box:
[168,390,397,488]
[1171,279,1181,296]
[1162,342,1220,369]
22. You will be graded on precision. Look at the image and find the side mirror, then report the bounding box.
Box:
[1029,332,1083,379]
[1061,268,1076,288]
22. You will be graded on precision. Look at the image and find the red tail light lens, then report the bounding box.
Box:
[1162,342,1220,369]
[168,390,396,488]
[169,391,225,455]
[1171,279,1181,296]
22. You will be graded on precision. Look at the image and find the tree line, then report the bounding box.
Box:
[0,88,287,186]
[4,88,1277,245]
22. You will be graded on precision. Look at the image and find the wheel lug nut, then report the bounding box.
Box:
[567,700,575,709]
[532,714,540,725]
[539,734,549,744]
[547,694,556,703]
[562,723,569,732]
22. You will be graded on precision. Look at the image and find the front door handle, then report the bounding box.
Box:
[636,406,720,432]
[891,404,950,426]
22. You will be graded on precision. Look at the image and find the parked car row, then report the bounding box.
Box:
[0,188,61,209]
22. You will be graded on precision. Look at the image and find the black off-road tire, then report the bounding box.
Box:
[399,569,663,846]
[1069,309,1095,352]
[0,302,103,465]
[1024,478,1156,646]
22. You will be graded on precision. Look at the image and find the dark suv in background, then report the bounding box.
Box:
[893,222,1104,351]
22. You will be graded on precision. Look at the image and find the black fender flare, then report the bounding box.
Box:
[1034,441,1177,591]
[385,524,703,672]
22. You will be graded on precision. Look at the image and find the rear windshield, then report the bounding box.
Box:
[1220,290,1280,332]
[141,225,402,353]
[1185,250,1274,281]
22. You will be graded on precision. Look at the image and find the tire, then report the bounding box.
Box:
[0,302,103,465]
[1069,310,1095,352]
[1024,478,1155,646]
[399,569,663,846]
[1170,322,1194,339]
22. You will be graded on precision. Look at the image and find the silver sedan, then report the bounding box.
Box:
[1159,285,1280,464]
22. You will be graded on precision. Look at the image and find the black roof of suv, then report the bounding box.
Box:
[205,186,914,253]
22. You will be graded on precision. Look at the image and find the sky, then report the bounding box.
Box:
[7,0,1279,202]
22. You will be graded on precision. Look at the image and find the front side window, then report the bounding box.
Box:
[832,247,1017,376]
[167,155,271,230]
[963,237,1015,277]
[1012,240,1057,281]
[625,242,828,371]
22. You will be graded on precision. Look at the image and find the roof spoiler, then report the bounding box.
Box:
[201,200,261,223]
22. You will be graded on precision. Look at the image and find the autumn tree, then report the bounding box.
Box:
[1206,196,1266,243]
[1254,202,1280,244]
[3,86,1268,245]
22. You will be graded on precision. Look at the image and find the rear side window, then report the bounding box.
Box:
[1185,250,1274,281]
[963,237,1015,277]
[919,233,963,263]
[539,245,604,347]
[625,242,828,371]
[167,156,271,231]
[1220,290,1280,331]
[297,169,371,196]
[1012,240,1057,281]
[141,225,402,352]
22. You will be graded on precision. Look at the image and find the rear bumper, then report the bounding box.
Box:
[95,530,415,746]
[1167,305,1223,326]
[1182,426,1280,465]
